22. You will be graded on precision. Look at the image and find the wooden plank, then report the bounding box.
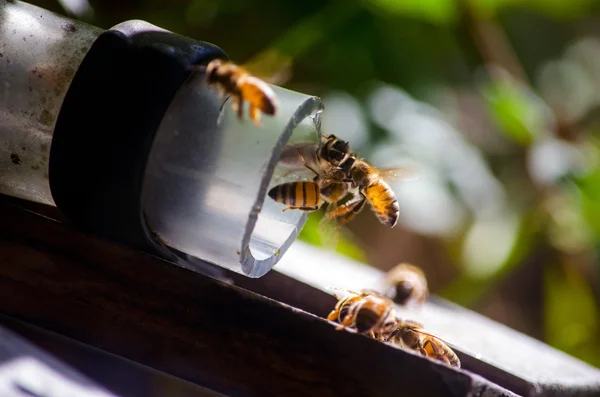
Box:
[0,315,225,397]
[273,241,600,397]
[0,196,512,397]
[0,322,119,397]
[3,195,600,396]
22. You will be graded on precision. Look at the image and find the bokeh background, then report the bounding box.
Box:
[35,0,600,368]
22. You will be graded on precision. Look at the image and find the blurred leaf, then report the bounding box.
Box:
[572,164,600,239]
[363,0,458,25]
[264,0,361,61]
[243,49,293,85]
[481,71,551,146]
[441,208,541,305]
[545,189,595,253]
[527,0,595,19]
[578,189,600,238]
[469,0,595,19]
[185,0,219,27]
[574,168,600,201]
[461,212,521,279]
[544,263,600,367]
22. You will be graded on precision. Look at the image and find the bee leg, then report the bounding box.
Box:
[237,98,245,121]
[250,105,262,126]
[216,95,232,126]
[218,95,231,113]
[340,314,356,328]
[326,194,366,224]
[296,148,322,178]
[415,340,428,357]
[230,96,241,117]
[327,311,339,322]
[282,205,320,213]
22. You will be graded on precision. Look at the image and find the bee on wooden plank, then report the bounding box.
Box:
[387,320,461,368]
[327,289,397,338]
[382,263,428,306]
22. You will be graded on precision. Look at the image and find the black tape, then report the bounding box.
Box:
[49,21,227,256]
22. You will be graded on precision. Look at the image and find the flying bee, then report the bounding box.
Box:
[325,156,415,228]
[387,320,461,368]
[203,58,279,126]
[382,263,428,306]
[327,289,398,338]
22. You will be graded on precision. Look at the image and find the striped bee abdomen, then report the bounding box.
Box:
[365,181,399,227]
[268,181,321,210]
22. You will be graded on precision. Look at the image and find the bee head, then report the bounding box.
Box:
[393,280,414,305]
[339,156,355,173]
[329,139,349,162]
[205,59,223,82]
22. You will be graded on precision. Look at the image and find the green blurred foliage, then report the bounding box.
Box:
[470,0,596,19]
[544,263,600,365]
[480,73,550,145]
[46,0,600,368]
[364,0,458,25]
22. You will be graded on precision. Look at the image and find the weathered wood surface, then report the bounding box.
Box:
[0,321,119,397]
[3,195,599,397]
[0,197,497,397]
[273,241,600,397]
[0,315,225,397]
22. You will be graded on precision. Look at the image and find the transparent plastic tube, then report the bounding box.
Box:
[143,73,323,277]
[0,0,322,277]
[0,0,102,205]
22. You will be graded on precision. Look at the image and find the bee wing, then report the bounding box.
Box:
[411,328,453,346]
[360,288,392,301]
[377,167,420,182]
[317,205,342,251]
[278,142,319,169]
[327,287,363,296]
[242,49,293,86]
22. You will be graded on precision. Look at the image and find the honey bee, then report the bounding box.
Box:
[327,289,398,338]
[271,134,412,229]
[321,135,411,227]
[326,157,405,227]
[382,263,428,306]
[204,59,279,126]
[387,320,461,368]
[268,135,352,212]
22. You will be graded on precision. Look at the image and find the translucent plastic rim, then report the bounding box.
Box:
[240,97,323,277]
